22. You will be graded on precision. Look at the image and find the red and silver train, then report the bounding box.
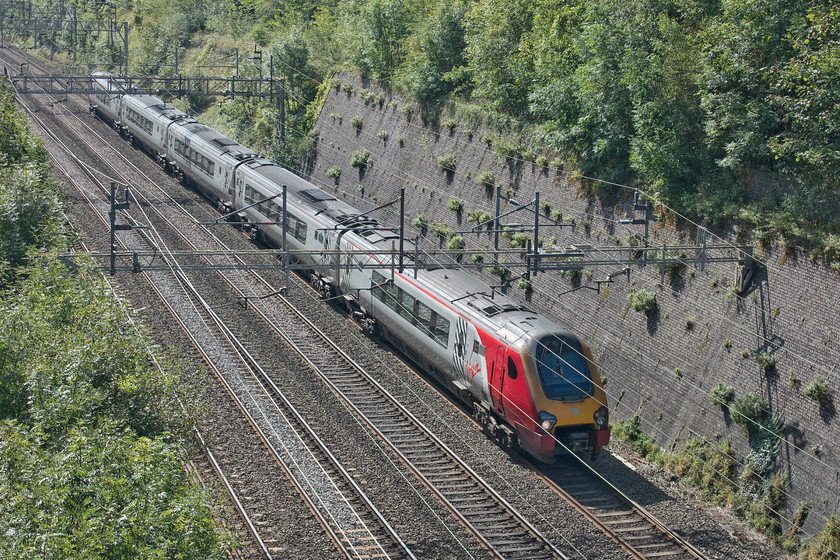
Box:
[90,72,610,462]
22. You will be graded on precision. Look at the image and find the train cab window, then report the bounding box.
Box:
[535,336,594,402]
[507,356,519,380]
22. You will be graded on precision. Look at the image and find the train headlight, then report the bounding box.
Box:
[594,406,609,428]
[538,411,557,432]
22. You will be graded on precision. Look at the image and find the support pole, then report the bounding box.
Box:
[399,188,405,273]
[279,77,286,145]
[494,186,501,263]
[660,243,667,287]
[282,185,289,296]
[109,182,130,275]
[109,182,117,275]
[532,191,540,277]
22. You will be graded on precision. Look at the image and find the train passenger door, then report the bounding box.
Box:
[490,346,506,415]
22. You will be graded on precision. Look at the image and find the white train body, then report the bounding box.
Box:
[90,73,610,462]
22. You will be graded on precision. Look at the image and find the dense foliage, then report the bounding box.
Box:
[22,0,833,250]
[0,84,64,286]
[0,84,233,558]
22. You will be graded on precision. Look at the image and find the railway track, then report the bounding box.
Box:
[5,44,718,560]
[10,58,566,559]
[3,46,414,560]
[535,458,708,560]
[237,272,567,560]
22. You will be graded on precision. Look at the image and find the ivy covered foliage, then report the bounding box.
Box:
[0,84,233,558]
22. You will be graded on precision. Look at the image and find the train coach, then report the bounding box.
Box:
[90,72,610,462]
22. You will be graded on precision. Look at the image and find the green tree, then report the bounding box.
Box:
[398,0,470,101]
[768,5,840,227]
[464,0,534,114]
[351,0,415,80]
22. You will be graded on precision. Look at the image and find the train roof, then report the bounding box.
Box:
[412,267,575,340]
[175,121,260,160]
[92,72,138,94]
[245,162,382,223]
[123,94,191,122]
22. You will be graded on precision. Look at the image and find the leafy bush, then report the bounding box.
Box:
[488,263,510,281]
[437,153,457,171]
[754,351,776,373]
[803,376,833,405]
[377,129,389,140]
[326,166,341,181]
[731,391,767,428]
[431,221,453,238]
[350,115,363,130]
[663,437,737,506]
[0,259,233,558]
[710,383,735,406]
[412,214,428,230]
[799,515,840,559]
[477,171,495,190]
[628,289,658,316]
[350,149,371,170]
[518,278,532,291]
[443,118,457,132]
[612,416,663,463]
[0,85,65,285]
[447,235,465,250]
[447,198,463,212]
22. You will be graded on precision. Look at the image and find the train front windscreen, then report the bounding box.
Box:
[535,336,594,402]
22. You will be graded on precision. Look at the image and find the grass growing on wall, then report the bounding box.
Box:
[610,416,822,552]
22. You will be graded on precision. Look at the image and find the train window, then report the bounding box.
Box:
[294,219,307,242]
[414,301,432,330]
[283,213,307,243]
[244,184,256,205]
[430,313,449,348]
[370,271,448,347]
[397,290,415,318]
[371,271,387,301]
[507,356,518,380]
